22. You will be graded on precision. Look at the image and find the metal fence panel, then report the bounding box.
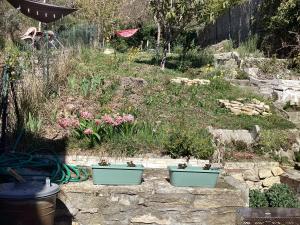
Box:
[236,208,300,225]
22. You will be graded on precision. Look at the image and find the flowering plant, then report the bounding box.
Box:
[58,111,136,147]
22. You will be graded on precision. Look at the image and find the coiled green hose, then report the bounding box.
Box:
[0,151,89,184]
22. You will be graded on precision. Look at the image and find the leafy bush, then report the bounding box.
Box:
[235,69,249,80]
[250,184,300,208]
[256,0,299,57]
[257,130,296,154]
[249,189,268,208]
[237,35,264,58]
[164,129,214,161]
[26,112,42,133]
[266,184,300,208]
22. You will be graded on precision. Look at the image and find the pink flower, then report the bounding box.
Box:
[113,115,124,126]
[80,111,93,120]
[58,118,72,129]
[94,119,102,126]
[101,114,114,125]
[122,114,134,123]
[83,128,93,135]
[71,119,80,128]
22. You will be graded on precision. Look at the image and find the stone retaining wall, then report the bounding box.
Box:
[57,170,246,225]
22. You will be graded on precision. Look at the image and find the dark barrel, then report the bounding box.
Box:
[0,180,60,225]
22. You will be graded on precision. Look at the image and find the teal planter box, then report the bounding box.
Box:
[92,164,144,185]
[168,166,220,187]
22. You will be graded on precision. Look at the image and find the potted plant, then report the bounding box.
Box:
[92,160,144,185]
[166,131,220,187]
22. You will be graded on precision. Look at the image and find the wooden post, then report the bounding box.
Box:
[38,0,46,31]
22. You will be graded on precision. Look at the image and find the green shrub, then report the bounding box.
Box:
[26,112,42,134]
[266,184,300,208]
[164,129,214,161]
[256,0,299,57]
[250,184,300,208]
[249,189,269,208]
[223,39,234,52]
[235,69,249,80]
[237,35,264,58]
[258,130,296,154]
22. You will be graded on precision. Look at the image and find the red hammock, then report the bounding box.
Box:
[116,29,139,38]
[6,0,77,23]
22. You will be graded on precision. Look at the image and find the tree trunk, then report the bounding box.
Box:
[156,23,161,50]
[161,41,169,70]
[154,15,161,61]
[161,27,171,70]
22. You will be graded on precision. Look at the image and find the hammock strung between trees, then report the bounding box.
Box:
[116,29,139,38]
[6,0,77,23]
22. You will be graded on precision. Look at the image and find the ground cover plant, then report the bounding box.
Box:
[250,184,300,208]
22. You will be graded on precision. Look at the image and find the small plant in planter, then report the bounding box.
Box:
[165,130,219,187]
[127,161,136,167]
[98,159,110,166]
[92,159,144,185]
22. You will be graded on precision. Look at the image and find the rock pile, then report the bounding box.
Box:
[218,98,271,116]
[231,167,285,190]
[213,51,241,69]
[170,77,210,86]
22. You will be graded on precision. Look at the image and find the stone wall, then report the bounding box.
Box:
[57,170,246,225]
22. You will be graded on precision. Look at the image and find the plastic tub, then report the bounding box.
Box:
[92,164,144,185]
[168,166,220,187]
[0,179,60,225]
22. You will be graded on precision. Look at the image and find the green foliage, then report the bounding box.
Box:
[67,75,104,97]
[223,39,234,52]
[26,112,42,134]
[257,0,300,57]
[249,189,269,208]
[250,184,300,208]
[235,69,249,80]
[266,184,300,208]
[150,0,243,68]
[165,129,214,161]
[99,81,119,106]
[237,35,264,58]
[257,130,296,154]
[75,0,123,41]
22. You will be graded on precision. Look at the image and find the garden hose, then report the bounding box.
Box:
[0,151,89,184]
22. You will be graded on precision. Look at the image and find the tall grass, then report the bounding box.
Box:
[237,35,264,58]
